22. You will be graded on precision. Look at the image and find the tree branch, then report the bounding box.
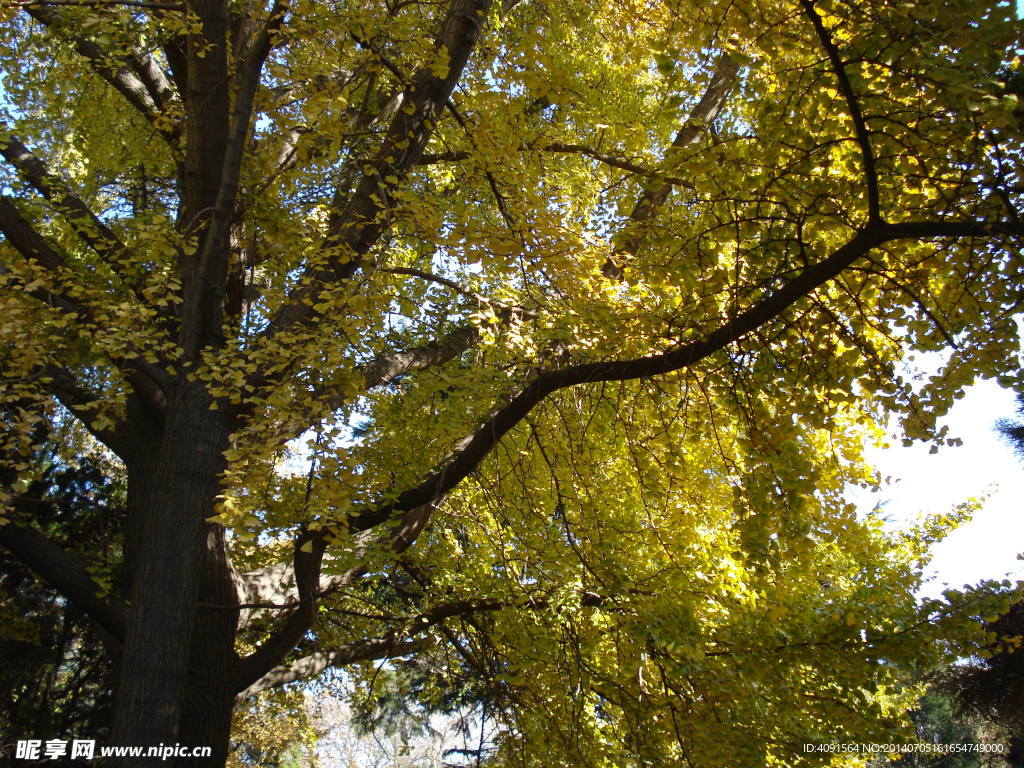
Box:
[445,98,517,232]
[183,0,289,355]
[237,561,296,607]
[0,258,80,320]
[42,364,136,456]
[0,194,76,276]
[799,0,880,223]
[234,527,327,690]
[263,0,493,337]
[23,6,182,147]
[236,587,613,697]
[360,324,481,391]
[419,144,693,187]
[0,196,170,428]
[603,53,739,278]
[239,595,504,698]
[237,637,434,698]
[234,499,437,641]
[877,220,1024,240]
[0,521,127,643]
[125,39,178,114]
[0,125,137,275]
[346,218,1024,531]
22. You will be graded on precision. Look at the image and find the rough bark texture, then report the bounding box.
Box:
[179,525,241,766]
[110,388,235,767]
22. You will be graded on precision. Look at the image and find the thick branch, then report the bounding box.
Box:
[0,262,79,317]
[603,53,739,278]
[0,194,89,336]
[0,126,135,272]
[234,529,327,689]
[234,502,436,644]
[237,561,295,606]
[183,0,289,355]
[876,220,1024,240]
[0,522,127,643]
[0,194,75,275]
[257,324,483,449]
[238,637,433,698]
[264,0,493,336]
[24,6,182,146]
[799,0,880,222]
[348,219,1024,531]
[0,197,169,428]
[43,364,136,456]
[127,42,178,115]
[361,325,480,390]
[236,502,436,603]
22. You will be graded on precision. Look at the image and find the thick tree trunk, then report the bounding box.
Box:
[179,526,242,766]
[109,385,238,767]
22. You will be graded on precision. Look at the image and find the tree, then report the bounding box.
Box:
[946,600,1024,766]
[0,431,121,750]
[227,688,321,768]
[0,0,1022,764]
[868,684,1018,768]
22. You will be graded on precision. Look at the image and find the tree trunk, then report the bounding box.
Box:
[179,526,242,766]
[109,385,238,767]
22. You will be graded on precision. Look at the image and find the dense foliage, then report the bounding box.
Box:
[0,438,120,747]
[1,0,1023,764]
[868,686,1021,768]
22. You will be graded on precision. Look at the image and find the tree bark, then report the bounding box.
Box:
[109,384,237,767]
[179,525,241,767]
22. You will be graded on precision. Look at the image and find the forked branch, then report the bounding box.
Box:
[264,0,493,337]
[347,218,1024,532]
[234,526,328,690]
[184,0,290,356]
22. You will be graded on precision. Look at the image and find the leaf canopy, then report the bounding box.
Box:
[0,0,1022,763]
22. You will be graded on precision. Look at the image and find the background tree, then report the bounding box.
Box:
[1,0,1023,765]
[860,397,1024,768]
[307,670,495,768]
[867,684,1019,768]
[227,688,321,768]
[0,423,121,756]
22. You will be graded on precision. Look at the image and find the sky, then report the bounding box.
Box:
[859,378,1024,599]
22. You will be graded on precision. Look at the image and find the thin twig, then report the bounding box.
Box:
[379,266,538,318]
